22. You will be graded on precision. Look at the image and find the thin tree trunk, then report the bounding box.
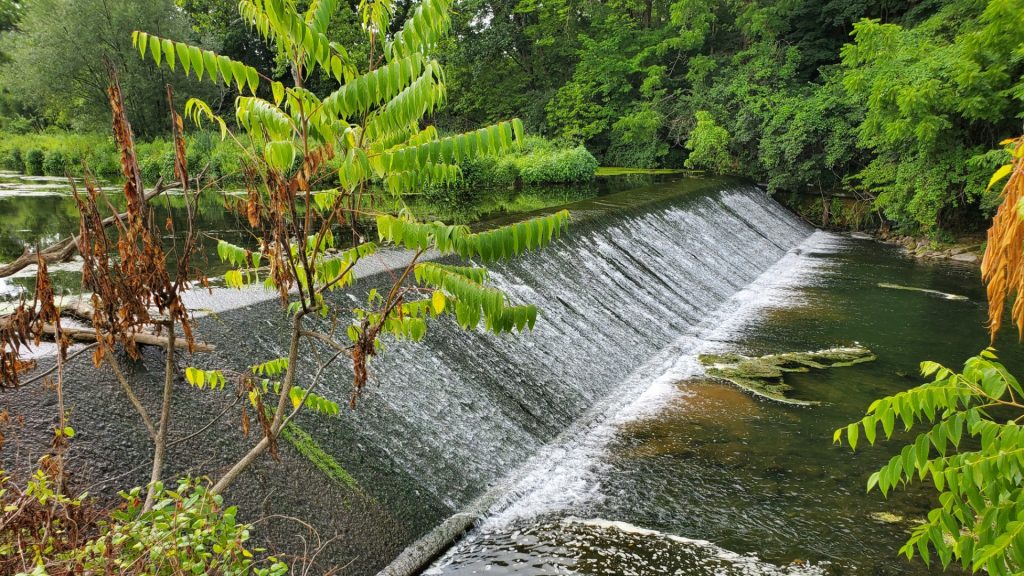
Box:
[143,327,175,512]
[107,356,157,441]
[210,312,305,496]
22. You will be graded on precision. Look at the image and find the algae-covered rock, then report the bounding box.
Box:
[698,346,876,406]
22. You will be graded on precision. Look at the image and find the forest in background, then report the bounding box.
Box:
[0,0,1022,234]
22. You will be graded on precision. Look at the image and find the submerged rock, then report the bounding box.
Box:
[868,511,904,524]
[698,346,876,405]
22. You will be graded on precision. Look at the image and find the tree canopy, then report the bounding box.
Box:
[0,0,1021,231]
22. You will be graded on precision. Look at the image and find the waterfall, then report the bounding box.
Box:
[315,182,813,511]
[5,177,816,573]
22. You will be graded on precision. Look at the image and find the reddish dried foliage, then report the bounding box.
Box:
[0,477,105,576]
[982,138,1024,342]
[74,78,198,368]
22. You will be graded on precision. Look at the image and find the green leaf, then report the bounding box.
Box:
[847,423,860,451]
[264,141,296,172]
[989,164,1014,190]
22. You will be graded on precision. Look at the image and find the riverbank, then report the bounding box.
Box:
[0,130,598,190]
[774,189,987,265]
[872,230,985,264]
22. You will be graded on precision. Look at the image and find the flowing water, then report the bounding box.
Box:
[425,220,1021,575]
[3,169,1017,575]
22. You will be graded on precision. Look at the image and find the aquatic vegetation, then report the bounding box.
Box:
[595,167,690,176]
[699,346,877,405]
[279,422,359,490]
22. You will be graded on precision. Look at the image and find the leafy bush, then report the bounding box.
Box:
[76,479,288,576]
[23,148,44,175]
[41,149,67,176]
[0,146,22,171]
[836,351,1024,573]
[515,145,598,184]
[684,111,732,173]
[460,155,520,188]
[428,135,596,192]
[137,139,171,184]
[606,106,669,169]
[0,467,98,574]
[0,131,251,186]
[208,138,244,183]
[1,471,287,576]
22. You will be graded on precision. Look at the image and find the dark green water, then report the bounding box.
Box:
[0,172,251,302]
[431,235,1022,575]
[0,170,662,302]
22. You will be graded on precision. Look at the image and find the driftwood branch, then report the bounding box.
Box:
[37,324,213,352]
[0,179,171,279]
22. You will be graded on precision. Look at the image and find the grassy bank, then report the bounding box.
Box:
[0,131,597,191]
[0,130,245,185]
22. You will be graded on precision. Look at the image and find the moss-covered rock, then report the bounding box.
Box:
[698,346,876,405]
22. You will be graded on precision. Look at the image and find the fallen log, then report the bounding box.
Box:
[2,297,212,352]
[0,179,171,279]
[40,324,214,352]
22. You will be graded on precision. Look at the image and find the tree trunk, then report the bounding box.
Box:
[143,327,175,512]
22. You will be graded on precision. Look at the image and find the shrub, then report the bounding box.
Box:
[42,149,68,176]
[137,139,172,185]
[606,106,669,168]
[24,148,44,175]
[0,146,22,171]
[460,155,520,188]
[0,471,288,576]
[208,138,245,184]
[516,145,598,184]
[75,479,288,575]
[684,110,733,173]
[90,141,122,180]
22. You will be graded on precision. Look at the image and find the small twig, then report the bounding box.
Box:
[167,393,245,448]
[17,343,98,388]
[300,330,352,355]
[105,354,158,441]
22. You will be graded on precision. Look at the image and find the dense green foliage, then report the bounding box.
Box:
[1,0,1022,231]
[1,471,285,575]
[0,0,220,136]
[3,0,1014,233]
[435,0,1024,233]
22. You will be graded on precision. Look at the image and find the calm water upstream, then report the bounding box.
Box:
[428,233,1021,575]
[0,170,656,303]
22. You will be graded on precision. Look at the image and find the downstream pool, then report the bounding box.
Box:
[429,233,1019,575]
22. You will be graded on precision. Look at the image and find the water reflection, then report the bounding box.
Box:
[0,170,672,301]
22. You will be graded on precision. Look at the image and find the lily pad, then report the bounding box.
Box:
[698,345,877,405]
